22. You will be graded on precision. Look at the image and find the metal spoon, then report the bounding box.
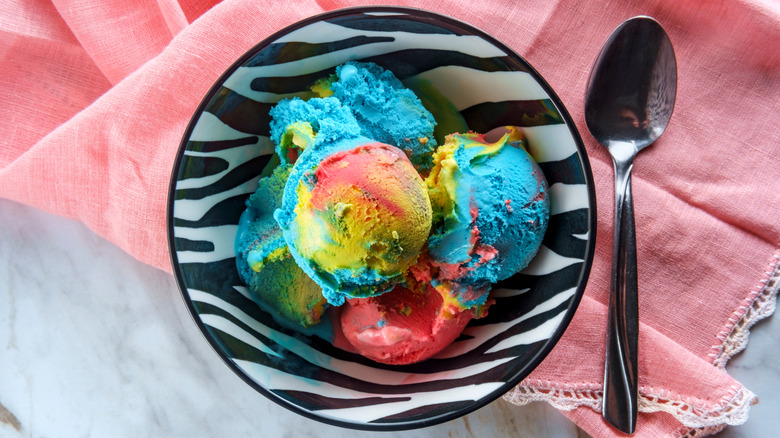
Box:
[584,16,677,434]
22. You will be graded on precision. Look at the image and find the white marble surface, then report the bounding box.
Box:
[0,198,776,438]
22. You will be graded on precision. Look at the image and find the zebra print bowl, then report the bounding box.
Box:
[168,6,595,431]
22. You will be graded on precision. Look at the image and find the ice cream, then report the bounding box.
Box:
[339,278,476,365]
[311,62,437,173]
[340,127,550,365]
[276,133,433,306]
[237,61,438,325]
[336,127,549,364]
[269,65,439,306]
[421,127,550,311]
[235,61,550,365]
[235,161,326,327]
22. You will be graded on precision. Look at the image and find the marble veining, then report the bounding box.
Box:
[0,198,776,437]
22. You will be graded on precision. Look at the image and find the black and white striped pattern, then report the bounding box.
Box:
[167,7,595,430]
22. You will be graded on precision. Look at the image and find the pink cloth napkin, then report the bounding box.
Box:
[2,0,779,436]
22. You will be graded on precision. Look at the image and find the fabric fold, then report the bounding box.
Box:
[0,0,325,271]
[0,1,111,167]
[505,292,765,432]
[50,0,184,84]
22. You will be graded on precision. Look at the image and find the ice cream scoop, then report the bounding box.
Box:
[312,61,437,173]
[424,127,550,310]
[235,162,326,327]
[269,96,361,165]
[268,86,436,306]
[339,279,476,365]
[277,137,433,306]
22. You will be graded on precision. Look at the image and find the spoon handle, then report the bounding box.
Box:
[603,158,639,434]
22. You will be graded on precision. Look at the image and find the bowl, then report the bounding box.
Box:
[167,6,596,431]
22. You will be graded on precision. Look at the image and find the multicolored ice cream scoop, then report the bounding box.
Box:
[422,127,550,311]
[234,161,326,327]
[275,128,432,306]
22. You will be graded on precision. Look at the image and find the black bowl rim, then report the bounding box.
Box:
[166,5,597,431]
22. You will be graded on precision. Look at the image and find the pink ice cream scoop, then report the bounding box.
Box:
[338,279,482,365]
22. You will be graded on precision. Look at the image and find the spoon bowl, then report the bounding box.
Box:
[584,16,677,434]
[586,17,677,149]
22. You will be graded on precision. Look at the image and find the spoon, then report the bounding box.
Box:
[584,16,677,434]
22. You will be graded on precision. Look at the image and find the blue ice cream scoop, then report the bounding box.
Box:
[423,127,550,310]
[312,61,437,173]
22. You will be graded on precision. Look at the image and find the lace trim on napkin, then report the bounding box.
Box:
[710,248,780,368]
[502,382,755,430]
[503,247,780,435]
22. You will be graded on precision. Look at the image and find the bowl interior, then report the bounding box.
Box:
[168,6,595,431]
